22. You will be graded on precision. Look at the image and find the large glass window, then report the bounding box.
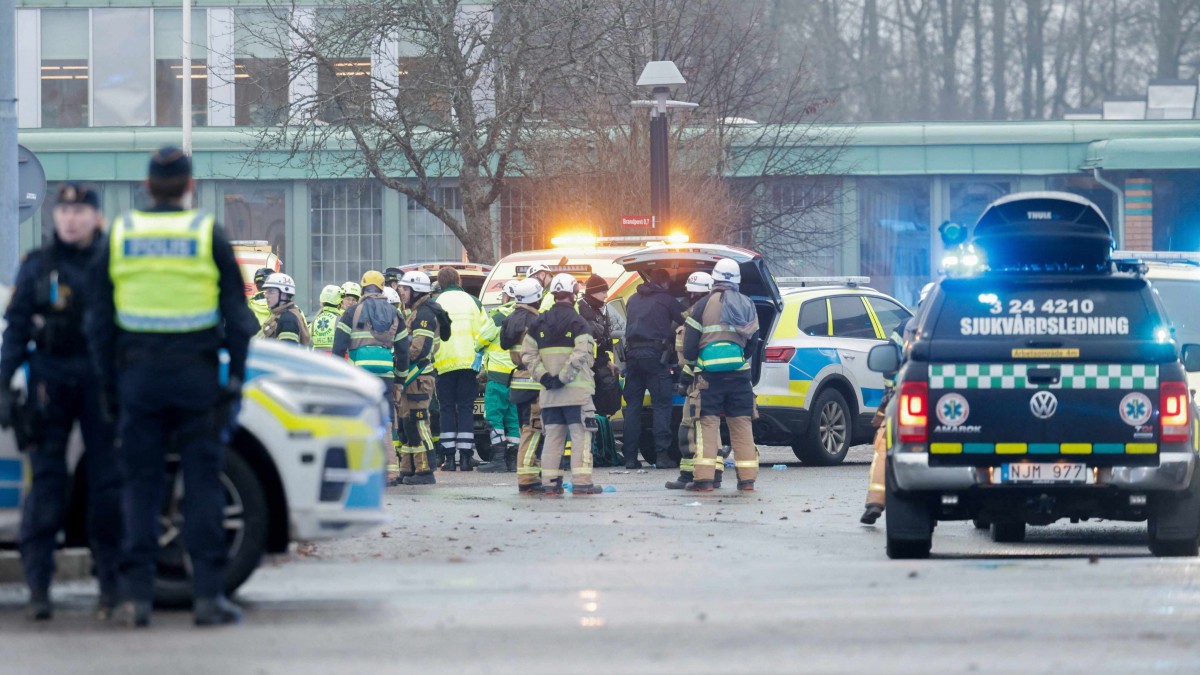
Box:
[948,179,1010,231]
[315,10,372,124]
[798,299,829,337]
[858,177,931,307]
[310,181,383,309]
[222,183,288,268]
[234,9,289,126]
[406,187,465,263]
[92,9,153,126]
[867,296,911,338]
[155,9,208,127]
[40,10,89,128]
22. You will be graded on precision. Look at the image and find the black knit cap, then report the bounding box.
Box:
[148,146,192,179]
[55,182,100,209]
[584,273,609,294]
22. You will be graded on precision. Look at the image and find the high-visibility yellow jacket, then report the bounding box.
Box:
[432,285,485,373]
[247,292,271,325]
[476,301,515,384]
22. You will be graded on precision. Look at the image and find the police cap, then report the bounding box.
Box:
[55,182,100,210]
[148,146,192,179]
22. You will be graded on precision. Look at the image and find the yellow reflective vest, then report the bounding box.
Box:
[109,209,220,333]
[432,286,486,373]
[476,302,515,384]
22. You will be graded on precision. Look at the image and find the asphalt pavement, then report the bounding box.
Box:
[2,445,1199,674]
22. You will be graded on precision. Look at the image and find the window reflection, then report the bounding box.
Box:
[858,177,930,306]
[40,10,89,128]
[235,9,289,126]
[223,184,288,273]
[154,9,208,127]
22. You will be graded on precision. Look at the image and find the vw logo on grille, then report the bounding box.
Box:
[1029,391,1058,419]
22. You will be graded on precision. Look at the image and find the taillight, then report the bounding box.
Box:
[898,381,928,443]
[764,346,795,363]
[1161,381,1190,443]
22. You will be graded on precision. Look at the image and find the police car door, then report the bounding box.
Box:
[827,295,889,418]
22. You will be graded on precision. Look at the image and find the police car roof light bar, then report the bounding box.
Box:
[774,276,871,287]
[1111,250,1200,266]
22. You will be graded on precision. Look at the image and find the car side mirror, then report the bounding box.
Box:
[1183,344,1200,373]
[867,343,901,373]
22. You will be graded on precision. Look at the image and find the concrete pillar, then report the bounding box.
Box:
[208,8,235,127]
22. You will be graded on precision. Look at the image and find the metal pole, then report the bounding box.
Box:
[648,86,670,231]
[0,0,19,281]
[1093,167,1124,248]
[182,0,192,156]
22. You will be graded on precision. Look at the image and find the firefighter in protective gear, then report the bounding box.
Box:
[524,263,557,312]
[383,286,401,307]
[333,273,408,384]
[520,274,603,496]
[340,282,362,311]
[433,267,487,472]
[680,258,761,492]
[502,279,546,493]
[309,285,343,352]
[247,267,273,325]
[395,270,441,485]
[88,147,258,627]
[861,282,931,524]
[665,272,727,490]
[1,182,121,622]
[258,273,311,347]
[476,280,520,472]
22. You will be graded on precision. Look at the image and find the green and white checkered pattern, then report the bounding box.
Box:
[929,364,1158,390]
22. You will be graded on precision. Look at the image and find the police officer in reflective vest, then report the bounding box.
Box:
[502,278,546,493]
[476,280,520,472]
[396,271,442,485]
[87,147,259,627]
[258,273,311,347]
[680,259,761,492]
[666,271,725,490]
[309,284,344,352]
[0,183,122,621]
[247,267,273,326]
[521,273,603,496]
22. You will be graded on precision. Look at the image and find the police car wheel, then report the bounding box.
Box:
[989,521,1026,544]
[153,450,270,608]
[884,461,932,559]
[794,389,852,466]
[971,516,990,530]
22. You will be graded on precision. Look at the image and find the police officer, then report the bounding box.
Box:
[0,183,121,621]
[502,279,546,493]
[309,284,344,353]
[396,271,441,485]
[258,273,311,347]
[680,258,761,492]
[340,281,362,312]
[665,272,728,491]
[476,280,520,473]
[87,147,258,627]
[621,268,684,469]
[433,267,486,472]
[247,267,273,326]
[384,266,404,292]
[521,273,602,496]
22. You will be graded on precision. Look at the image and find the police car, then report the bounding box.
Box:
[756,278,912,465]
[0,336,390,604]
[1112,251,1200,399]
[872,192,1200,559]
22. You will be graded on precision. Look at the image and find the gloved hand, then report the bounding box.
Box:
[471,352,484,372]
[0,388,14,429]
[539,373,564,390]
[675,372,694,398]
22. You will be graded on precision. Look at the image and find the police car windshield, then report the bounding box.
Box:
[926,276,1167,361]
[1149,279,1200,345]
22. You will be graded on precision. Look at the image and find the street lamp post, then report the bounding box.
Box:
[632,61,696,233]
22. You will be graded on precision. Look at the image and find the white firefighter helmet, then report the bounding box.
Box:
[398,270,432,293]
[502,279,519,299]
[526,263,551,279]
[712,258,741,285]
[263,272,296,296]
[383,286,401,305]
[685,271,714,293]
[513,278,543,304]
[548,273,578,296]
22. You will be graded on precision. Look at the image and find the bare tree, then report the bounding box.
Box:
[1155,0,1200,79]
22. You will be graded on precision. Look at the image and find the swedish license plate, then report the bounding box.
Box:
[999,463,1094,484]
[473,401,485,416]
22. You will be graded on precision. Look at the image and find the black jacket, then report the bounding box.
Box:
[577,296,613,367]
[85,205,259,390]
[1,233,103,384]
[624,282,684,350]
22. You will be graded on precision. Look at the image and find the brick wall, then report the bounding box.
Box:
[1124,177,1153,250]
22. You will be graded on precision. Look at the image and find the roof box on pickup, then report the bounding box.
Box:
[972,191,1113,271]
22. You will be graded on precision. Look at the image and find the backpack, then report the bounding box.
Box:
[592,365,622,416]
[590,415,621,467]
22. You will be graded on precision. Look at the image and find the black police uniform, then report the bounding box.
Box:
[620,280,684,467]
[0,186,121,612]
[86,151,258,615]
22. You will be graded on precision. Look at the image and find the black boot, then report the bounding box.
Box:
[403,472,436,485]
[534,478,564,496]
[685,479,714,492]
[665,471,693,490]
[860,503,884,525]
[96,588,118,621]
[440,448,456,472]
[194,595,243,627]
[478,446,507,472]
[624,449,642,469]
[27,588,52,621]
[504,444,518,472]
[737,479,756,492]
[573,483,604,495]
[712,468,724,489]
[459,449,474,472]
[518,481,542,495]
[655,451,678,469]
